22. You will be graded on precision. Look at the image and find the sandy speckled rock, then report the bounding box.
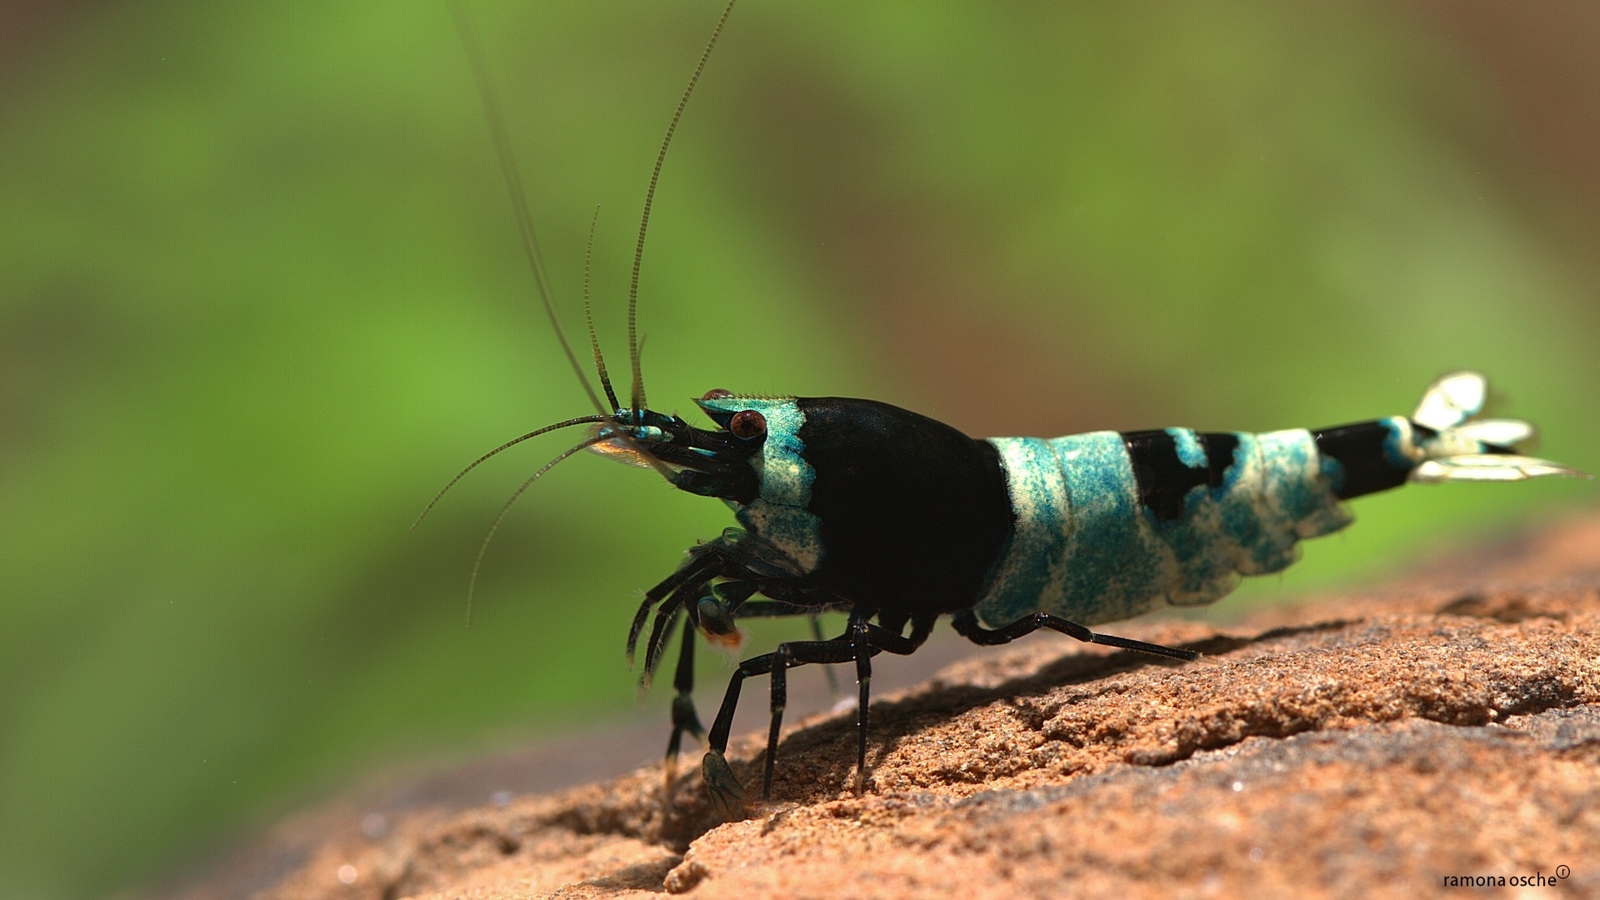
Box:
[248,513,1600,900]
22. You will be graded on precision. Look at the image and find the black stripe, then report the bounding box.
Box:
[1312,420,1413,500]
[1122,429,1208,521]
[796,398,1013,617]
[1201,432,1240,488]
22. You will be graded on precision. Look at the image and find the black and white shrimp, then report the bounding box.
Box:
[430,0,1590,816]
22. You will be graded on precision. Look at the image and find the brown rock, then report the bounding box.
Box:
[252,513,1600,900]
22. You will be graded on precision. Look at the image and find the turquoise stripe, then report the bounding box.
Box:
[975,426,1353,628]
[700,396,825,576]
[975,437,1069,623]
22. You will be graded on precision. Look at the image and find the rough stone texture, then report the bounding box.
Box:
[249,513,1600,900]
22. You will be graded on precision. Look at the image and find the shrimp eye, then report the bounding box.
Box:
[728,409,766,440]
[701,388,734,400]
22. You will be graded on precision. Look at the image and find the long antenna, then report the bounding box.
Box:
[626,0,741,413]
[433,4,720,624]
[583,205,622,412]
[451,1,609,416]
[411,414,612,531]
[465,433,611,626]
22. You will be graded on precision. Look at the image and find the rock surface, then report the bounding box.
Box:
[251,514,1600,900]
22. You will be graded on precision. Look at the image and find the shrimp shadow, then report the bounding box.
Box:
[747,615,1358,803]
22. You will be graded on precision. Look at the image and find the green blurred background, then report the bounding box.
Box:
[1,1,1596,896]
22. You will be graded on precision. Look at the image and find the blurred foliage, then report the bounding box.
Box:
[0,1,1595,897]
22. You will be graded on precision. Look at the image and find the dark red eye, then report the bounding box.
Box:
[701,388,733,400]
[729,409,766,440]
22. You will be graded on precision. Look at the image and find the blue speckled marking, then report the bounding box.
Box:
[977,437,1069,622]
[1169,427,1207,469]
[1150,429,1237,606]
[696,396,823,574]
[1050,431,1179,623]
[975,426,1355,628]
[1258,429,1352,542]
[1378,416,1417,468]
[1319,454,1348,495]
[1214,433,1273,572]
